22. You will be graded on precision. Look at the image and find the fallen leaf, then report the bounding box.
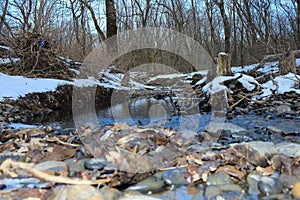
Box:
[187,160,220,183]
[256,166,275,176]
[110,123,131,131]
[216,165,244,180]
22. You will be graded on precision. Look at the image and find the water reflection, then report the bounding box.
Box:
[97,98,212,132]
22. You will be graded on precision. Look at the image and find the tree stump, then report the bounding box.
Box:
[216,52,232,76]
[279,50,296,75]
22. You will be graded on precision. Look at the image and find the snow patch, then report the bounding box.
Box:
[203,74,240,95]
[218,52,228,56]
[68,68,80,75]
[296,58,300,66]
[275,73,300,94]
[8,123,38,129]
[237,74,260,91]
[195,77,207,86]
[254,73,300,99]
[232,60,280,74]
[0,58,20,64]
[0,45,12,51]
[231,63,258,73]
[257,61,279,73]
[148,73,184,82]
[129,79,156,90]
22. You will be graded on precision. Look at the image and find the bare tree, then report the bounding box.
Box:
[79,0,106,42]
[0,0,9,35]
[214,0,231,53]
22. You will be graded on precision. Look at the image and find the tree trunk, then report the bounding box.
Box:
[279,50,297,75]
[297,0,300,48]
[216,52,232,76]
[106,0,117,53]
[106,0,117,38]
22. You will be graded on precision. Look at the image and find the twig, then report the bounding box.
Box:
[229,94,248,110]
[237,94,265,105]
[229,91,263,110]
[46,138,80,147]
[158,164,188,171]
[0,159,111,185]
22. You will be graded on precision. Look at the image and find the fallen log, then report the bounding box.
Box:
[251,50,300,72]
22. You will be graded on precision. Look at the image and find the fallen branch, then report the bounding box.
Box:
[229,91,263,110]
[0,159,111,185]
[237,93,265,105]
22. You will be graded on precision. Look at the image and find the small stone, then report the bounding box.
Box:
[276,104,292,114]
[293,166,300,178]
[162,167,188,186]
[0,184,6,190]
[51,185,112,200]
[279,174,298,189]
[35,161,69,177]
[120,195,162,200]
[7,117,14,122]
[5,107,13,112]
[99,186,122,199]
[126,176,165,194]
[217,184,243,192]
[0,152,27,163]
[205,186,222,200]
[207,172,232,186]
[64,159,86,177]
[258,177,282,195]
[247,173,261,195]
[230,141,277,167]
[260,194,292,200]
[103,162,118,174]
[292,181,300,199]
[267,126,284,134]
[84,158,107,170]
[276,142,300,157]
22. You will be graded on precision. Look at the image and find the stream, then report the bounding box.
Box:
[27,97,300,200]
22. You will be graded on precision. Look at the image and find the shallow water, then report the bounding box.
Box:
[33,98,300,200]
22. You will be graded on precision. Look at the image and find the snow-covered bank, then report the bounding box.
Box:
[0,56,299,103]
[0,72,72,101]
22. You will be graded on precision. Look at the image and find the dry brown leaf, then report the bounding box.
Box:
[216,165,244,180]
[106,149,155,173]
[256,166,275,176]
[110,123,131,131]
[116,133,140,145]
[187,161,220,183]
[186,154,203,165]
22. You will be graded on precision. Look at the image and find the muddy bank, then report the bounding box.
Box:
[0,84,113,126]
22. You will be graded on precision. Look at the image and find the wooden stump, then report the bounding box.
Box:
[279,50,297,75]
[216,52,232,76]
